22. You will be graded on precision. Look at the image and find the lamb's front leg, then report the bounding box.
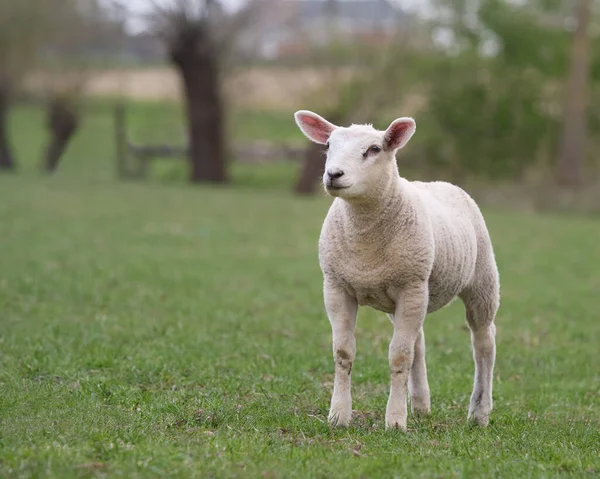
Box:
[324,279,358,427]
[386,282,428,430]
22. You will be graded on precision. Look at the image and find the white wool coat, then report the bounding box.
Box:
[319,177,499,315]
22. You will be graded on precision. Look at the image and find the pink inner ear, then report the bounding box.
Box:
[385,120,415,150]
[302,116,322,128]
[297,113,334,144]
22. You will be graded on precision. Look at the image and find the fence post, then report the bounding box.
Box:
[114,102,128,178]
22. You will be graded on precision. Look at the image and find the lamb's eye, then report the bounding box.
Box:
[364,145,381,157]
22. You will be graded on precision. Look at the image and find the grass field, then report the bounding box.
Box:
[1,100,599,477]
[1,172,599,478]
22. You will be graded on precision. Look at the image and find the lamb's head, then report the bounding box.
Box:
[294,110,416,200]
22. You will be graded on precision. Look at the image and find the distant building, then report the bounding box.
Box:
[241,0,407,60]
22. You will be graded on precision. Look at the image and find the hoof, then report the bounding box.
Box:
[410,396,431,416]
[385,414,407,431]
[412,406,431,417]
[468,410,490,427]
[328,408,352,427]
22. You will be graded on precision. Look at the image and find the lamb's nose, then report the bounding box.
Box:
[327,169,344,180]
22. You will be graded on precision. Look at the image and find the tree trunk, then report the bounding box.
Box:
[294,112,341,195]
[556,0,592,186]
[170,27,227,184]
[294,142,327,195]
[43,97,79,173]
[0,80,15,171]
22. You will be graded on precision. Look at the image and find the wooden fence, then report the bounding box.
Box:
[113,103,306,179]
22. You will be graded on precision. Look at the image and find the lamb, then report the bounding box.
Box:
[293,110,500,431]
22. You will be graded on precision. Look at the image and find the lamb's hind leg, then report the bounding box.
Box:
[386,316,430,415]
[409,327,431,415]
[460,276,499,427]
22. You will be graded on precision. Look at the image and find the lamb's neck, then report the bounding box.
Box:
[341,176,414,240]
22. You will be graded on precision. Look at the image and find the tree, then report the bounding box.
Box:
[150,0,262,184]
[42,95,81,173]
[295,113,341,195]
[0,73,13,170]
[294,28,416,194]
[39,0,122,173]
[0,0,53,170]
[556,0,593,186]
[421,0,573,182]
[0,0,86,172]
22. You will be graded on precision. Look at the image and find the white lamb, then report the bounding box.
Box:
[294,110,500,431]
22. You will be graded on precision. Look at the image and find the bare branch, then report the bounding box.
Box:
[215,0,269,53]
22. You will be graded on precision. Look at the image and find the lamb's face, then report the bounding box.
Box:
[323,126,393,198]
[294,110,416,200]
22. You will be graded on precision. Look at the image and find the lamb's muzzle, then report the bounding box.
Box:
[294,109,500,431]
[325,168,346,190]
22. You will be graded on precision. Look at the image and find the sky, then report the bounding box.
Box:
[121,0,430,34]
[125,0,424,12]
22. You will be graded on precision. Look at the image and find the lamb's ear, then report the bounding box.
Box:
[383,117,416,151]
[294,110,338,145]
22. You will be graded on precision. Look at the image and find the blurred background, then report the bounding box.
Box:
[1,0,599,212]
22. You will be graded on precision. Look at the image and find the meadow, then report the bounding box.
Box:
[1,101,599,478]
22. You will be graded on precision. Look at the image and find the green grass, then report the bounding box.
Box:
[1,173,599,478]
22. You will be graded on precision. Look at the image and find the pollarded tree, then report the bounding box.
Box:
[293,18,416,194]
[39,0,126,173]
[0,0,90,172]
[0,0,57,170]
[556,0,593,186]
[150,0,263,183]
[0,71,12,170]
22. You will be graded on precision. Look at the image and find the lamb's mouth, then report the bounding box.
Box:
[326,184,350,191]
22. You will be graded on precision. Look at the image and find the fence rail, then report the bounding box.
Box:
[114,103,306,179]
